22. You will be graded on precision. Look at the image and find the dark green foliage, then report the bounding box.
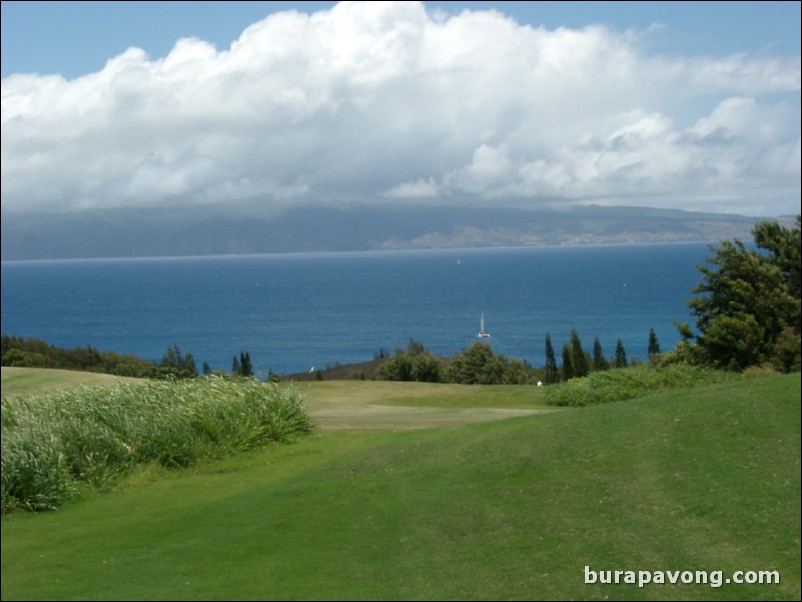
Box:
[1,335,171,378]
[446,342,498,385]
[372,341,546,386]
[592,337,609,371]
[410,352,441,383]
[647,327,660,358]
[753,216,801,299]
[160,343,197,378]
[614,338,628,368]
[544,333,560,384]
[561,343,574,381]
[1,348,56,369]
[685,216,801,371]
[446,342,499,384]
[444,342,537,385]
[377,339,442,383]
[233,351,253,378]
[569,330,591,377]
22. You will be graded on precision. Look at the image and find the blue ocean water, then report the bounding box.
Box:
[1,244,712,378]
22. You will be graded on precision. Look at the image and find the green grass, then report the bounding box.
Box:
[2,376,312,512]
[0,366,141,396]
[299,380,557,430]
[543,364,743,407]
[299,379,549,408]
[1,372,799,600]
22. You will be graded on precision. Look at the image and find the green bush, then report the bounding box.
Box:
[1,377,312,513]
[543,364,740,407]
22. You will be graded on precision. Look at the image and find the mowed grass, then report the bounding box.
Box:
[0,366,141,396]
[1,373,799,600]
[299,380,557,429]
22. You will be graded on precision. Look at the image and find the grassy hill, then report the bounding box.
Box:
[1,370,799,600]
[0,366,141,396]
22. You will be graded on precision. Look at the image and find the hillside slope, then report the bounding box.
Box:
[1,203,774,260]
[2,374,799,600]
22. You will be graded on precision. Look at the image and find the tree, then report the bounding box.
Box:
[614,338,628,368]
[561,343,574,381]
[569,330,591,377]
[446,341,495,384]
[647,328,661,360]
[160,343,197,378]
[377,339,441,383]
[444,341,537,385]
[544,333,559,384]
[592,336,609,371]
[753,216,801,300]
[685,216,801,371]
[239,351,253,378]
[410,352,441,383]
[232,351,253,377]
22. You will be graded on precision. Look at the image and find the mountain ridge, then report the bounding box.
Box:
[1,203,785,261]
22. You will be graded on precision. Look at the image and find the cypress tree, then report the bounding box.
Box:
[648,328,661,360]
[593,336,609,371]
[561,343,574,381]
[239,351,253,377]
[614,338,628,368]
[570,329,591,377]
[544,333,559,384]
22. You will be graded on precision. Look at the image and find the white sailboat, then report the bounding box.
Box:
[478,313,491,338]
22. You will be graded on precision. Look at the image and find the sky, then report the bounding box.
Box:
[1,1,800,217]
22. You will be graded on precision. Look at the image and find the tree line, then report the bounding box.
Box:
[0,336,256,380]
[374,328,656,385]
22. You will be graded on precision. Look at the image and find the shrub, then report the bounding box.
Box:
[1,377,312,513]
[543,365,740,407]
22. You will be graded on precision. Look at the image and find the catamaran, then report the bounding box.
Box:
[478,313,491,338]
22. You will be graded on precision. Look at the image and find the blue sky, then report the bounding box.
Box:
[3,2,800,79]
[1,1,800,216]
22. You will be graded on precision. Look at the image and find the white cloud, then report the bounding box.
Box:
[383,177,439,198]
[2,1,799,216]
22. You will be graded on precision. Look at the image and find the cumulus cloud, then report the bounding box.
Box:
[2,1,800,215]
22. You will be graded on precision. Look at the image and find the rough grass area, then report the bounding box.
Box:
[1,377,312,512]
[2,374,798,601]
[544,364,742,406]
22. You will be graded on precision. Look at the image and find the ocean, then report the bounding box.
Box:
[1,243,713,378]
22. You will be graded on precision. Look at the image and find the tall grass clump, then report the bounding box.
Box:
[1,377,312,513]
[543,364,741,407]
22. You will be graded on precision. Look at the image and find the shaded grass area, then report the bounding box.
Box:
[2,374,798,600]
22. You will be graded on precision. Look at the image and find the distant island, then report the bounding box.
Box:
[2,202,790,261]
